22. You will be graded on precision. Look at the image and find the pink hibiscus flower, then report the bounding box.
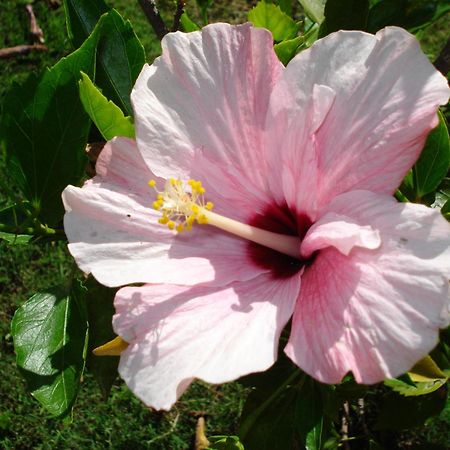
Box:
[62,23,450,410]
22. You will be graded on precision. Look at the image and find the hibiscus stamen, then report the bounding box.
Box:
[149,178,302,259]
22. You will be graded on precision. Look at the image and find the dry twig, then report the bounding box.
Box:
[341,401,351,450]
[0,44,47,59]
[25,4,45,44]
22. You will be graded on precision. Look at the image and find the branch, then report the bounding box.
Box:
[0,44,47,59]
[434,37,450,76]
[172,0,186,32]
[341,401,351,450]
[138,0,168,40]
[25,4,45,44]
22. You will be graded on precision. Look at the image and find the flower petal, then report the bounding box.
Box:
[113,273,301,410]
[266,27,450,217]
[132,23,283,205]
[286,190,450,384]
[63,138,268,287]
[301,212,381,257]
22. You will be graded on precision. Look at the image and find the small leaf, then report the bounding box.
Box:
[274,35,305,65]
[409,355,447,382]
[413,111,450,198]
[319,0,369,37]
[431,188,450,209]
[11,283,88,417]
[248,2,300,41]
[0,232,32,245]
[384,377,447,397]
[298,0,326,23]
[79,72,135,140]
[208,435,245,450]
[180,12,201,32]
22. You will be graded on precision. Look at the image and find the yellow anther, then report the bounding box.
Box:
[150,176,212,232]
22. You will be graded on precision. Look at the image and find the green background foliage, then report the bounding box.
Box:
[1,0,450,449]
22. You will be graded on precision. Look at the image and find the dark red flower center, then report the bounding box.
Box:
[247,203,314,279]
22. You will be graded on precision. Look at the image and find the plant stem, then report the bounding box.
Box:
[0,222,64,237]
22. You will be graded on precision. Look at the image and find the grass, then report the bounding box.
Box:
[1,1,450,449]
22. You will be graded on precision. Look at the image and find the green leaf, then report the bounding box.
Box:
[367,0,408,32]
[94,10,146,116]
[63,0,110,48]
[208,435,245,450]
[319,0,369,37]
[0,28,99,226]
[367,0,450,33]
[413,111,450,198]
[385,378,447,397]
[84,278,119,398]
[248,2,300,41]
[274,35,305,65]
[239,356,325,450]
[11,283,88,417]
[442,199,450,217]
[0,232,32,245]
[274,0,293,15]
[64,5,146,115]
[375,387,447,429]
[180,12,201,32]
[298,0,326,23]
[409,355,447,382]
[79,72,135,140]
[432,188,450,209]
[273,20,319,65]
